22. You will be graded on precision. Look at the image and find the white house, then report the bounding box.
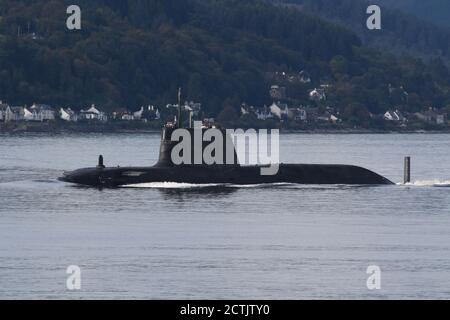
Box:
[384,110,406,122]
[309,88,326,101]
[241,106,249,116]
[60,108,78,122]
[23,107,34,121]
[133,107,144,120]
[29,103,56,121]
[270,102,282,119]
[121,113,135,121]
[0,105,14,122]
[0,102,7,121]
[270,102,289,119]
[317,112,340,123]
[80,105,108,122]
[269,85,287,100]
[40,106,55,121]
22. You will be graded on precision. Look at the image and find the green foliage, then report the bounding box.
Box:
[0,0,449,124]
[377,0,450,28]
[276,0,450,62]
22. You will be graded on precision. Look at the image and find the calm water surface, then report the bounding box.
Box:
[0,133,450,299]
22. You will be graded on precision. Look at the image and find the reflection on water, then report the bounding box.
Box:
[0,133,450,299]
[156,186,238,200]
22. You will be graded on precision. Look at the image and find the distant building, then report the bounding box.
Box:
[23,107,34,121]
[255,106,273,120]
[186,101,202,116]
[29,103,56,121]
[299,70,311,84]
[309,88,326,101]
[133,107,144,120]
[384,110,406,122]
[288,108,307,122]
[269,85,287,100]
[80,105,108,122]
[4,106,15,122]
[317,112,340,124]
[60,108,78,122]
[203,118,215,128]
[142,105,160,121]
[270,102,288,119]
[0,101,10,122]
[414,109,447,125]
[9,106,26,121]
[121,113,135,121]
[241,105,249,116]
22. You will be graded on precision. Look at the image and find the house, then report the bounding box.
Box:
[240,104,257,117]
[10,106,25,121]
[384,110,406,122]
[142,105,160,121]
[270,85,287,100]
[0,105,15,122]
[0,101,9,121]
[309,88,326,101]
[29,103,56,121]
[60,108,78,122]
[203,118,215,128]
[121,113,135,121]
[80,105,108,122]
[414,109,447,125]
[115,110,134,121]
[270,102,289,119]
[317,112,340,124]
[255,106,273,120]
[111,108,129,120]
[23,107,34,121]
[299,70,311,84]
[186,101,201,116]
[133,107,144,120]
[288,108,308,122]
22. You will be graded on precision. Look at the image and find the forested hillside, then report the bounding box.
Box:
[377,0,450,29]
[0,0,449,120]
[273,0,450,62]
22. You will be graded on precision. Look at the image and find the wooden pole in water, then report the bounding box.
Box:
[404,156,411,184]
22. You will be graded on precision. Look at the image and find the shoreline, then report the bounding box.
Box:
[1,127,450,135]
[1,120,450,135]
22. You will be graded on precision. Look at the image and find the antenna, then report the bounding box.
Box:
[177,87,182,128]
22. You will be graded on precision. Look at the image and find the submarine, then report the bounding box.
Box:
[59,92,394,188]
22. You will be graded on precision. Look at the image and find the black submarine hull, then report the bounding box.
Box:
[59,126,394,187]
[59,163,394,187]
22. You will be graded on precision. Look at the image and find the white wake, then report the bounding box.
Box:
[122,182,224,189]
[399,180,450,187]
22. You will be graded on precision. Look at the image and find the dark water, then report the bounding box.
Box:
[1,133,450,299]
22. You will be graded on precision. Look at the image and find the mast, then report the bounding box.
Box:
[177,87,182,128]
